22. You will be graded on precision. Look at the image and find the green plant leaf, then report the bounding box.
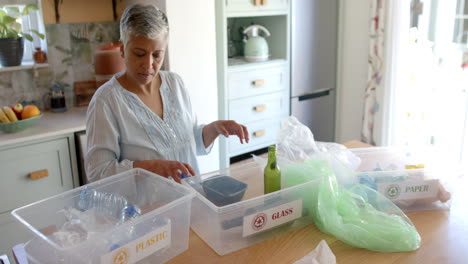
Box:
[6,32,19,38]
[2,26,20,39]
[11,21,21,33]
[23,33,33,41]
[5,7,20,18]
[2,15,16,25]
[0,10,6,19]
[21,4,39,16]
[30,29,45,39]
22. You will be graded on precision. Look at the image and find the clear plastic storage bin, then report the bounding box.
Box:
[351,146,442,172]
[12,168,195,264]
[182,161,320,255]
[350,146,456,212]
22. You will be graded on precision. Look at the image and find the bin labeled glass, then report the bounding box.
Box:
[182,161,320,255]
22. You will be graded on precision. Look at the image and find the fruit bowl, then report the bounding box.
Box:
[0,114,43,133]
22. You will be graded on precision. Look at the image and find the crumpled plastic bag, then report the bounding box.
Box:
[293,240,336,264]
[272,116,421,252]
[277,116,361,171]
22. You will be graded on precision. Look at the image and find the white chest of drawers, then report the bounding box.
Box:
[215,1,291,168]
[227,62,289,157]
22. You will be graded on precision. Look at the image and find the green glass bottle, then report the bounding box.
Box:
[264,145,281,194]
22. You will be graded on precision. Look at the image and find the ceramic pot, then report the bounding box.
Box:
[94,43,125,75]
[0,37,24,67]
[33,47,47,63]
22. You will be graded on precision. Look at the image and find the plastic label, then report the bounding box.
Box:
[101,221,171,264]
[378,179,439,201]
[242,199,302,237]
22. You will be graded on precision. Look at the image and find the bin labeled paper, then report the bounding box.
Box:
[378,179,439,201]
[242,199,302,237]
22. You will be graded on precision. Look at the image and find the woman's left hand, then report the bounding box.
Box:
[214,120,249,144]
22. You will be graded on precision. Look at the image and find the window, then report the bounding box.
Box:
[454,0,468,43]
[20,5,46,63]
[0,1,46,65]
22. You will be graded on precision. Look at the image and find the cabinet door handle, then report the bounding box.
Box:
[254,0,261,6]
[29,169,49,180]
[252,80,265,87]
[253,105,266,112]
[253,130,266,137]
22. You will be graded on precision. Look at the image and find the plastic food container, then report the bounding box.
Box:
[350,146,457,212]
[202,175,248,206]
[12,168,195,264]
[182,162,320,255]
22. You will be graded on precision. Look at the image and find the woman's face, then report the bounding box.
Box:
[121,34,167,86]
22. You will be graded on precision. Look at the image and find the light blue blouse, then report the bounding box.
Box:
[85,71,212,182]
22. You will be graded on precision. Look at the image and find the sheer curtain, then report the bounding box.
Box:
[361,0,410,146]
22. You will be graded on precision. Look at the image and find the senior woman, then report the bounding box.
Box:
[86,4,249,182]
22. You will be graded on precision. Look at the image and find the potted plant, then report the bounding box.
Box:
[0,4,45,67]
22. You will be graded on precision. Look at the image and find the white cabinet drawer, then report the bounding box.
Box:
[228,64,288,100]
[229,92,287,123]
[229,119,280,156]
[0,138,74,213]
[226,0,289,15]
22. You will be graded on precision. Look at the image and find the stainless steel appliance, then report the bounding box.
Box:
[291,0,338,142]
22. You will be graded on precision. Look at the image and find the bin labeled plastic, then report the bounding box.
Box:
[182,162,320,255]
[12,168,195,264]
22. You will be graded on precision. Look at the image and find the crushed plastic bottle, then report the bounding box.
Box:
[117,205,142,225]
[78,187,141,222]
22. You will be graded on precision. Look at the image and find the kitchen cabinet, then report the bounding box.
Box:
[0,133,79,261]
[226,0,289,16]
[216,1,291,167]
[40,0,165,24]
[41,0,114,24]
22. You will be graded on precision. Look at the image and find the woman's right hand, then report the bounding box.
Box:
[133,159,196,183]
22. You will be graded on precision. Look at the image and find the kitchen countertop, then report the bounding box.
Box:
[0,107,87,148]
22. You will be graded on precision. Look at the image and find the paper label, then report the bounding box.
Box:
[242,199,302,237]
[378,179,439,201]
[101,221,171,264]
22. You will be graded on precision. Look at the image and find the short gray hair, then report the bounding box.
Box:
[120,4,169,45]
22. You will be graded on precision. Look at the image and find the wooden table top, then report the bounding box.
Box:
[167,141,468,264]
[13,141,467,264]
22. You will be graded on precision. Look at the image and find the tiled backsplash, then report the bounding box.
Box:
[0,22,120,109]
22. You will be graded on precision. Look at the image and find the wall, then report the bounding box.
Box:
[0,22,120,109]
[0,0,220,173]
[335,0,372,143]
[165,0,220,173]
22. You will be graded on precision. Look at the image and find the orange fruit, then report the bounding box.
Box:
[21,105,41,119]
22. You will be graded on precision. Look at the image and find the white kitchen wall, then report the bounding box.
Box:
[165,0,220,173]
[335,0,372,143]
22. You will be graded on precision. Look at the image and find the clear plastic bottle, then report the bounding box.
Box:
[117,205,142,225]
[78,186,130,220]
